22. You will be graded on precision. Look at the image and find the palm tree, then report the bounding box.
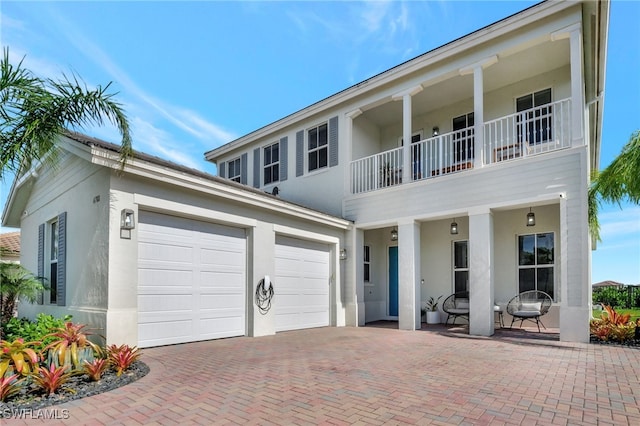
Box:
[0,263,47,329]
[590,130,640,241]
[0,47,132,178]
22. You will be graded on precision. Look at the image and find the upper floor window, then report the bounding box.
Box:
[518,232,554,298]
[452,113,474,163]
[49,220,59,304]
[228,157,241,183]
[517,88,552,144]
[263,142,280,185]
[308,123,328,172]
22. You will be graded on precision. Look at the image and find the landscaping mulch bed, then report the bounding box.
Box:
[0,361,149,417]
[590,336,640,348]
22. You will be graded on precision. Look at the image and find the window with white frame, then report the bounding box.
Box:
[263,142,279,185]
[228,157,241,183]
[363,245,370,283]
[516,88,552,145]
[49,220,58,304]
[308,123,328,172]
[453,240,469,294]
[518,232,554,297]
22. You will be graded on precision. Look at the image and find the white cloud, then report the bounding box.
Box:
[131,118,202,170]
[599,207,640,239]
[46,11,236,148]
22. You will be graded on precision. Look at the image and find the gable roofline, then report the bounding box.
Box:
[204,0,579,161]
[2,131,351,230]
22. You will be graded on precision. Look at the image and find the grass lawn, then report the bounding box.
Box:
[592,307,640,322]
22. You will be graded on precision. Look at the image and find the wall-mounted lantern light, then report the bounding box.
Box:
[390,228,398,241]
[121,209,135,230]
[432,126,439,137]
[340,249,347,260]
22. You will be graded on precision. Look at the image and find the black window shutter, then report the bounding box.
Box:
[296,130,304,177]
[280,136,288,181]
[37,223,44,305]
[329,116,339,167]
[57,212,67,306]
[253,148,261,188]
[219,161,226,178]
[240,153,248,185]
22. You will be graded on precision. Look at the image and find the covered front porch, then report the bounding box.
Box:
[349,202,575,339]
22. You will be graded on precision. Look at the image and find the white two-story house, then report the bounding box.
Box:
[205,0,608,342]
[3,0,608,347]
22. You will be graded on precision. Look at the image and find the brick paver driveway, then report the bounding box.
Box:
[6,324,640,425]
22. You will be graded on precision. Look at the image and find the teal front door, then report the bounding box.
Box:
[389,247,399,316]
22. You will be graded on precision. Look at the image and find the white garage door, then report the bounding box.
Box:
[274,236,330,332]
[137,211,246,348]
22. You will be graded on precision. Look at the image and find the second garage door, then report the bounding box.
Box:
[274,236,330,332]
[137,211,246,348]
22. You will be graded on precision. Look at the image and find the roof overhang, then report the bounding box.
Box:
[2,133,351,231]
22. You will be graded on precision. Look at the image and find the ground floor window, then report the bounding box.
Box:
[518,232,554,297]
[363,245,370,282]
[49,220,58,304]
[453,240,468,293]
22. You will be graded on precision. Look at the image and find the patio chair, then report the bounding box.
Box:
[506,290,553,332]
[442,292,470,325]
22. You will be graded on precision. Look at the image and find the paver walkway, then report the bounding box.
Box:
[3,324,639,425]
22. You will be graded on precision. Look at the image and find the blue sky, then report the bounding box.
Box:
[1,1,638,284]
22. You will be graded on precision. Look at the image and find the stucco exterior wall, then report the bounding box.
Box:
[18,152,111,339]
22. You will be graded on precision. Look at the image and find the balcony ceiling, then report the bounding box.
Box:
[363,39,570,127]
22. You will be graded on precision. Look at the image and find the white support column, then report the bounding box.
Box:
[468,210,494,336]
[459,56,497,169]
[392,85,423,183]
[398,220,421,330]
[569,28,585,145]
[345,109,362,196]
[552,24,585,146]
[345,227,365,326]
[473,66,484,169]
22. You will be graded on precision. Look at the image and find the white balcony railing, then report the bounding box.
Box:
[350,98,571,194]
[484,98,571,165]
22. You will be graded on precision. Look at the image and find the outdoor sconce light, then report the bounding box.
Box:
[390,228,398,241]
[450,219,458,235]
[432,126,439,137]
[340,249,347,260]
[121,209,135,230]
[526,208,536,227]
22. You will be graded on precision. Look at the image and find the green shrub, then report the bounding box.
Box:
[2,313,72,353]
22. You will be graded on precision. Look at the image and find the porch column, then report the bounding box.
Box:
[345,109,362,196]
[460,56,497,168]
[552,24,585,146]
[398,220,421,330]
[392,85,423,183]
[559,191,590,342]
[345,227,365,326]
[468,209,494,336]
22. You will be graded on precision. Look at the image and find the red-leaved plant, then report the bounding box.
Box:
[83,358,108,381]
[32,363,74,395]
[107,344,141,376]
[44,322,102,370]
[0,373,23,401]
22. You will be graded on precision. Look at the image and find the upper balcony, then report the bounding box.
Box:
[350,98,571,194]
